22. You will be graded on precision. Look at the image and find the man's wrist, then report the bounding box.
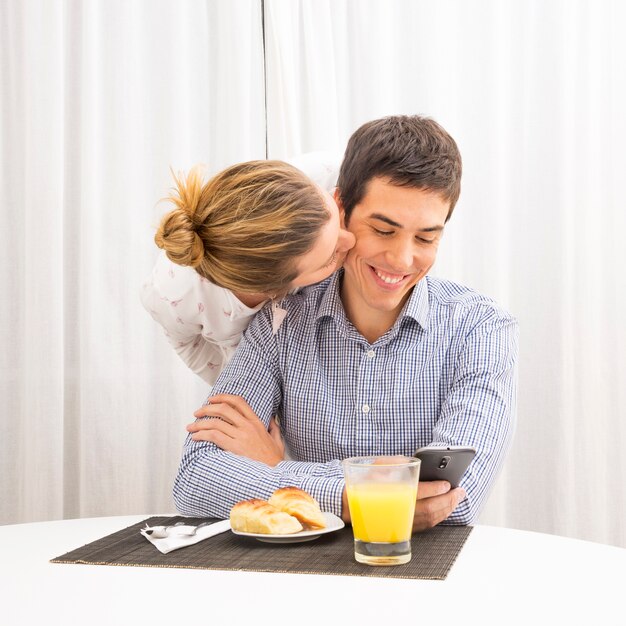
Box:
[280,469,345,517]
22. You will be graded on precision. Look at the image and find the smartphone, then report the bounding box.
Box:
[414,446,476,488]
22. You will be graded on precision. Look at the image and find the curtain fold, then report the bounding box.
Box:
[2,0,625,549]
[264,0,626,548]
[0,0,266,523]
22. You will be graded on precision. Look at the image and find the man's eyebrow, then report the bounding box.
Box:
[369,213,444,232]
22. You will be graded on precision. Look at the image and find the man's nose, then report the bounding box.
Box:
[338,228,356,252]
[386,239,414,270]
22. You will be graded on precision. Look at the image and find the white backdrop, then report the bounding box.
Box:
[1,0,625,548]
[265,0,626,547]
[0,0,265,521]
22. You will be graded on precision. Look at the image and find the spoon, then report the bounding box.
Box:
[143,520,214,539]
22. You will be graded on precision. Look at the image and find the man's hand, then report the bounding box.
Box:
[412,481,466,531]
[341,480,466,531]
[188,394,285,467]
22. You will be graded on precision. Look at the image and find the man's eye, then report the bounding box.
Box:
[417,237,435,244]
[373,228,393,236]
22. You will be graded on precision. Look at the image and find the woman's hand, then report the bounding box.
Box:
[188,394,285,466]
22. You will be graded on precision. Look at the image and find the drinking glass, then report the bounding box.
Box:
[343,455,421,566]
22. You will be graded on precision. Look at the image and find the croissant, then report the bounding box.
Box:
[268,487,326,530]
[230,498,303,534]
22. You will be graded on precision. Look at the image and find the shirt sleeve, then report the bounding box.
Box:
[140,280,227,385]
[140,254,262,385]
[164,333,233,386]
[172,306,346,519]
[431,306,519,525]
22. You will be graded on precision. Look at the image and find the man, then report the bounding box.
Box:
[174,115,518,530]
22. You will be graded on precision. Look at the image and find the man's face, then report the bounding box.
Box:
[338,177,450,330]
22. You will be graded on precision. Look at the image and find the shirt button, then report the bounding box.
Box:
[366,350,375,358]
[362,404,370,413]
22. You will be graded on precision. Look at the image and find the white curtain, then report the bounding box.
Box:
[265,0,626,548]
[2,0,625,549]
[0,0,265,522]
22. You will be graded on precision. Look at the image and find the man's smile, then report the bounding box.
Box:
[368,264,411,290]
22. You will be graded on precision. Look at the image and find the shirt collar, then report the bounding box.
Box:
[315,270,346,324]
[399,276,430,330]
[315,270,430,331]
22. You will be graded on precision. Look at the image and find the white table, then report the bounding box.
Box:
[1,515,624,625]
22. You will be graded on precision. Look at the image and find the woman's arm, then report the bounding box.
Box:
[140,252,264,384]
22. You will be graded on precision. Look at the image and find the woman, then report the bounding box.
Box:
[141,156,354,386]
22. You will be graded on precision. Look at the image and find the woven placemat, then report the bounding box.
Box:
[51,516,472,580]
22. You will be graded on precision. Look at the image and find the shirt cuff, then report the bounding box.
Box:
[276,460,346,517]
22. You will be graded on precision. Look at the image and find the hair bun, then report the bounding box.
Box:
[154,208,205,268]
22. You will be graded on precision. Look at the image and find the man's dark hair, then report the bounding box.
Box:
[336,115,462,223]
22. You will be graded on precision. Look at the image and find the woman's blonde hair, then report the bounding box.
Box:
[154,160,330,295]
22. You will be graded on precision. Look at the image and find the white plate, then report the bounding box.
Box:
[231,512,345,544]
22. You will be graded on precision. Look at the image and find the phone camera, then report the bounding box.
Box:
[438,456,451,469]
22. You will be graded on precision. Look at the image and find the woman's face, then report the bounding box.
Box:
[289,188,356,289]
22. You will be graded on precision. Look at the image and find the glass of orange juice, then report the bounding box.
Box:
[343,455,421,566]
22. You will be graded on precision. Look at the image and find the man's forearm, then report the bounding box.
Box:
[173,438,346,519]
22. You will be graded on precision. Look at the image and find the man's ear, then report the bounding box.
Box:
[334,188,347,227]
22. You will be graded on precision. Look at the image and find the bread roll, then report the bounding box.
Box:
[268,487,326,530]
[230,498,303,534]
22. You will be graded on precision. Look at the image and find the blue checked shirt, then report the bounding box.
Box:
[173,271,518,524]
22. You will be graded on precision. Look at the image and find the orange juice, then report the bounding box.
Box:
[347,482,417,543]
